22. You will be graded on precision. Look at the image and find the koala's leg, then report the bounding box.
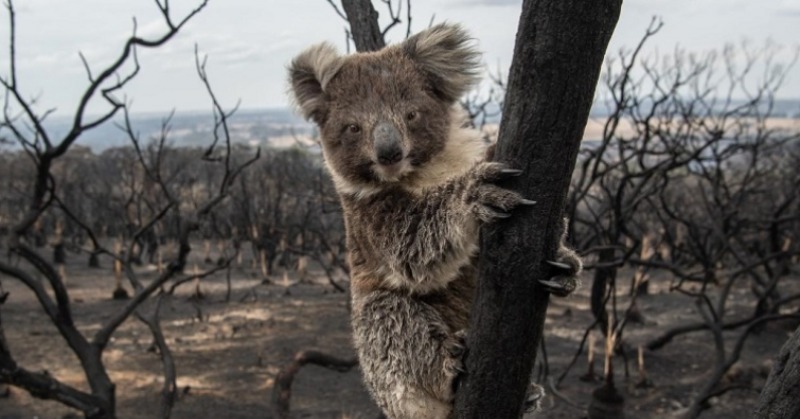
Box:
[352,292,464,419]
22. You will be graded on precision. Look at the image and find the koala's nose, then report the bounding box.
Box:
[373,122,404,166]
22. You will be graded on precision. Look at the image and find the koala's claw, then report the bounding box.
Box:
[538,278,564,289]
[540,258,581,297]
[452,362,466,374]
[546,260,572,271]
[538,277,577,297]
[447,339,466,359]
[474,162,522,182]
[468,162,535,223]
[538,225,583,297]
[499,168,523,176]
[525,383,546,413]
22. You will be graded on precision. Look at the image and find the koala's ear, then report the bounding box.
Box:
[287,42,343,124]
[402,23,481,103]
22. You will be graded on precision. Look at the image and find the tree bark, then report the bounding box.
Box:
[754,325,800,419]
[453,1,621,417]
[591,248,616,335]
[340,0,385,52]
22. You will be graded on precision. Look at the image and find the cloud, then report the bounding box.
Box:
[136,18,172,40]
[777,0,800,15]
[208,44,264,66]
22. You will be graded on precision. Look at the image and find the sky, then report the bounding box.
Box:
[0,0,798,117]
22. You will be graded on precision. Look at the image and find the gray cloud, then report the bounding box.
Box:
[3,0,797,115]
[776,1,800,16]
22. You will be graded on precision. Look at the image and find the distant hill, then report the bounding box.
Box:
[24,108,315,152]
[3,99,798,152]
[589,98,800,119]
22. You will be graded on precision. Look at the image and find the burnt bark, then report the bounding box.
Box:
[53,242,66,264]
[453,1,621,417]
[591,248,616,335]
[340,0,385,52]
[88,251,100,268]
[754,325,800,419]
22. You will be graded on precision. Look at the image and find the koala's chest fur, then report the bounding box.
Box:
[341,171,481,418]
[344,186,477,284]
[343,190,478,330]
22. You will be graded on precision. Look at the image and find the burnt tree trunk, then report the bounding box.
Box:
[53,242,66,264]
[591,248,616,335]
[341,0,385,52]
[754,325,800,419]
[453,1,621,417]
[336,0,622,415]
[88,251,100,268]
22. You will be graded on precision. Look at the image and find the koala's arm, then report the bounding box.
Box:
[367,162,530,290]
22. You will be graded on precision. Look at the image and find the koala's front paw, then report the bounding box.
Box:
[466,162,535,223]
[539,242,582,297]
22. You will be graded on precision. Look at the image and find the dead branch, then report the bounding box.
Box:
[338,0,385,52]
[271,350,358,419]
[135,295,176,419]
[685,313,800,418]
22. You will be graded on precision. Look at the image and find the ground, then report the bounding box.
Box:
[0,248,797,418]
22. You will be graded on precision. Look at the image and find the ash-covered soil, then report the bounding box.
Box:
[1,250,796,418]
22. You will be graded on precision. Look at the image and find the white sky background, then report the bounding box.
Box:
[1,0,798,117]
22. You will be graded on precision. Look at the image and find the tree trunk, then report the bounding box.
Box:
[754,325,800,419]
[453,1,622,417]
[592,248,616,335]
[53,242,66,264]
[88,251,100,268]
[341,0,385,52]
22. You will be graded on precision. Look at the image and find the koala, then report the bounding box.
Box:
[288,23,581,419]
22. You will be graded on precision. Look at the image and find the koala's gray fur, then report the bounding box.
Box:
[288,23,581,419]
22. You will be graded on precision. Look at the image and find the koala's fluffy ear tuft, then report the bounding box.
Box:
[287,42,343,124]
[402,23,481,103]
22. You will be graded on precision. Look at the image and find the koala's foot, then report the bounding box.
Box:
[539,259,580,297]
[524,382,546,413]
[445,329,467,372]
[539,224,582,297]
[446,330,468,395]
[466,162,535,223]
[443,329,467,380]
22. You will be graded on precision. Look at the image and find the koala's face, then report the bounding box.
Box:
[288,24,480,192]
[319,51,453,185]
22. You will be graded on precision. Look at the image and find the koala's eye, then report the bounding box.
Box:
[347,124,361,134]
[406,111,418,121]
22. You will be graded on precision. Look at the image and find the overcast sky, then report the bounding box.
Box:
[1,0,798,117]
